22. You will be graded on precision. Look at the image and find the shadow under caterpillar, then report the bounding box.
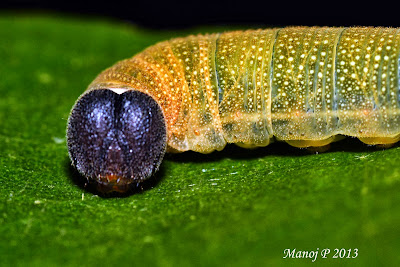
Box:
[67,26,400,193]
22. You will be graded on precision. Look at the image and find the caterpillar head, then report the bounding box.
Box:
[67,89,167,193]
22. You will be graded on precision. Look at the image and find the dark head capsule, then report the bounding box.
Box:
[67,89,167,193]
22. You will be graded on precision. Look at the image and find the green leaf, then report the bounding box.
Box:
[1,15,399,266]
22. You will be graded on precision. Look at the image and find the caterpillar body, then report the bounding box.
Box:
[67,27,400,193]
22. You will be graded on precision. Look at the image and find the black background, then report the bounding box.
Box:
[3,0,400,29]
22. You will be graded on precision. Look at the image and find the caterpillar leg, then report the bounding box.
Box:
[235,142,260,149]
[359,136,400,148]
[235,138,274,149]
[285,135,345,149]
[286,138,333,153]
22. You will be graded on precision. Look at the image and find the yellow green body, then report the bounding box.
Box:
[87,27,400,153]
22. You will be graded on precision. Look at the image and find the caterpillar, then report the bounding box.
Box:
[67,26,400,193]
